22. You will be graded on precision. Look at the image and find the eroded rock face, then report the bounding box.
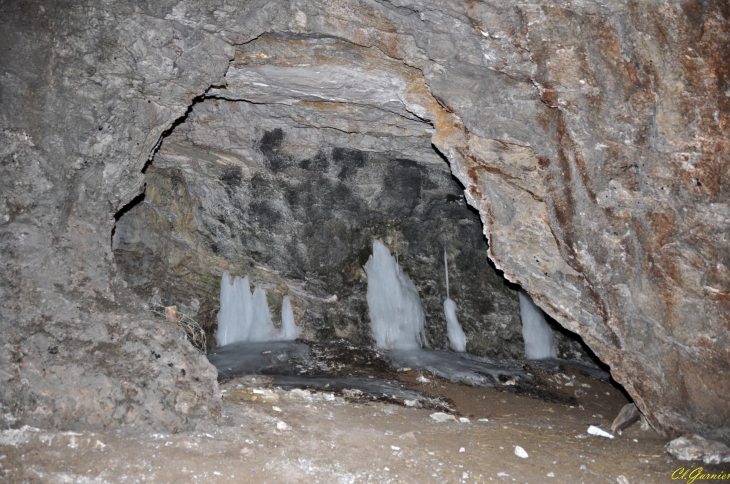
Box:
[0,1,232,431]
[1,0,728,438]
[112,35,588,360]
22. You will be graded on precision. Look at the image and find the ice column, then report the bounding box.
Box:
[280,295,300,340]
[216,272,299,346]
[519,289,557,359]
[217,273,254,346]
[250,286,277,342]
[364,240,427,350]
[444,252,466,352]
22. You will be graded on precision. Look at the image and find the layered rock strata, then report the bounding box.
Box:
[113,35,587,359]
[1,0,727,438]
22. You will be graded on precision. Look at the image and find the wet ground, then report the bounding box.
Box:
[2,342,725,483]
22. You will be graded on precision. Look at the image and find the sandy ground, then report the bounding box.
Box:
[0,368,721,483]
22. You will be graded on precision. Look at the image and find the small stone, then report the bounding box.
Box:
[342,388,363,399]
[287,389,313,401]
[416,375,430,383]
[514,446,528,458]
[272,406,282,412]
[459,417,470,423]
[398,431,417,443]
[459,447,465,453]
[391,445,400,451]
[611,403,640,434]
[666,434,730,464]
[276,421,291,431]
[430,412,455,422]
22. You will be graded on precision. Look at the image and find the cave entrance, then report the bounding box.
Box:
[112,33,595,369]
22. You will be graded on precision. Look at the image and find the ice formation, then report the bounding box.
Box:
[216,272,251,346]
[280,295,300,340]
[444,299,466,352]
[518,289,557,359]
[364,240,427,350]
[443,252,466,352]
[216,272,299,346]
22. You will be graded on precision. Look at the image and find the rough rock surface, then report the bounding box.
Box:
[113,35,588,360]
[1,0,728,438]
[666,434,730,464]
[0,1,231,431]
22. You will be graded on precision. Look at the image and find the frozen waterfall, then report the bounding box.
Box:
[444,251,466,352]
[216,272,300,347]
[364,240,427,350]
[280,295,300,340]
[518,289,556,359]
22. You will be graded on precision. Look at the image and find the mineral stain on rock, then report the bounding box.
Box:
[113,93,561,359]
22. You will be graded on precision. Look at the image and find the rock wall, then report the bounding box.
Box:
[0,0,232,431]
[1,0,728,438]
[112,35,587,360]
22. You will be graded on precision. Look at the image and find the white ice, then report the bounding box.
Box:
[280,295,300,340]
[217,272,251,346]
[364,240,427,350]
[518,289,557,359]
[250,285,277,342]
[216,272,300,347]
[587,425,614,439]
[443,251,466,352]
[445,299,466,352]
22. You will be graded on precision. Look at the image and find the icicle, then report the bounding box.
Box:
[250,285,277,342]
[519,289,557,359]
[443,251,466,352]
[364,240,427,350]
[280,295,300,340]
[216,273,287,346]
[444,251,450,300]
[233,275,253,342]
[216,272,235,347]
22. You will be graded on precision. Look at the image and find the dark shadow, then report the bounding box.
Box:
[432,143,521,293]
[544,310,631,400]
[110,191,145,246]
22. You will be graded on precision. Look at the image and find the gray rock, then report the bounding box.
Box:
[611,403,641,435]
[666,435,730,465]
[111,37,534,357]
[1,0,727,437]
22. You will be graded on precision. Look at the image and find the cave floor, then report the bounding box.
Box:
[0,367,688,484]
